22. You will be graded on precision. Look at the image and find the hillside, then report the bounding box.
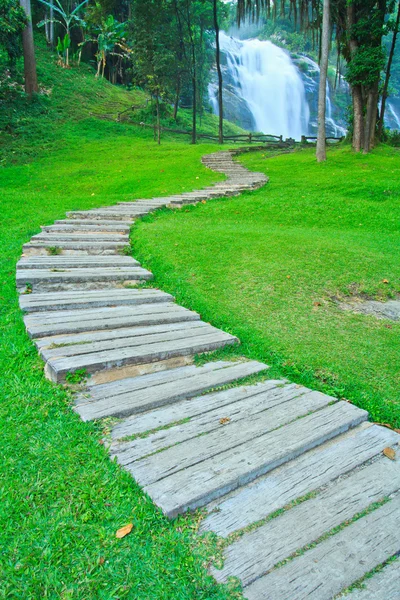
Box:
[0,36,246,166]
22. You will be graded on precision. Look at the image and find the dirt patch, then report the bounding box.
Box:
[338,298,400,321]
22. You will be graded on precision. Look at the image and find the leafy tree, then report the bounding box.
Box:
[0,0,26,75]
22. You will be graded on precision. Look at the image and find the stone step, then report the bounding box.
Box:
[201,423,399,537]
[214,453,400,586]
[45,329,238,383]
[16,267,152,292]
[244,494,400,600]
[19,288,172,313]
[339,559,400,600]
[17,256,140,270]
[24,303,201,338]
[76,359,267,421]
[112,386,333,468]
[141,401,368,517]
[110,377,280,440]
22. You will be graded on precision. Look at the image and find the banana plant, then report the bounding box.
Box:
[56,33,70,66]
[37,0,89,66]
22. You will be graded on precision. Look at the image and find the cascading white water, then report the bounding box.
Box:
[213,32,310,140]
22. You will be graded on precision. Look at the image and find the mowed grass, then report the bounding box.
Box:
[0,43,246,596]
[134,145,400,428]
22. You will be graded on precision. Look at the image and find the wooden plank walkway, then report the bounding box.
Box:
[17,151,400,599]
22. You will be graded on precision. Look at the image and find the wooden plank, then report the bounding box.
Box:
[112,387,330,464]
[202,424,400,537]
[143,402,368,517]
[214,456,400,586]
[110,378,280,439]
[40,323,222,360]
[25,306,201,338]
[47,330,238,383]
[25,302,186,324]
[35,320,207,349]
[78,360,268,422]
[17,256,139,269]
[341,559,400,600]
[19,289,172,312]
[244,495,400,600]
[127,392,337,483]
[17,267,152,284]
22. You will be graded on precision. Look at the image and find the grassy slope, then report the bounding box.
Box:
[0,43,243,600]
[134,146,400,428]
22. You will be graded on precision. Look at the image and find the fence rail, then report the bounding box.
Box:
[90,108,344,146]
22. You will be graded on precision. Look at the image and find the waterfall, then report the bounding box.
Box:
[212,32,310,140]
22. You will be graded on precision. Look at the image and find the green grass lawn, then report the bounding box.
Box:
[134,145,400,429]
[0,41,248,599]
[2,35,399,599]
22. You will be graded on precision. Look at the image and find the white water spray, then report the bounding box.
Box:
[212,32,310,140]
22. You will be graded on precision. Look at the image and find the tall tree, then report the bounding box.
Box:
[316,0,330,161]
[378,0,400,138]
[213,0,223,144]
[20,0,38,94]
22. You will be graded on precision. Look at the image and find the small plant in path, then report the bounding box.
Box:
[46,246,63,255]
[65,369,88,384]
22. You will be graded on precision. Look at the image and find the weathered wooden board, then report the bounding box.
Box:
[17,256,139,269]
[244,495,400,600]
[19,288,172,312]
[40,323,223,360]
[47,330,237,383]
[25,305,201,338]
[17,267,152,285]
[214,455,400,586]
[123,390,335,477]
[202,424,400,537]
[110,378,280,439]
[35,320,207,349]
[80,359,267,407]
[341,559,400,600]
[112,388,333,465]
[143,402,367,517]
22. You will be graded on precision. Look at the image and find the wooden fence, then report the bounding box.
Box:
[91,106,344,146]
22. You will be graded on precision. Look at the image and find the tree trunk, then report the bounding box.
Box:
[49,0,54,47]
[378,0,400,140]
[347,3,363,151]
[213,0,223,144]
[20,0,38,95]
[364,80,379,152]
[316,0,330,162]
[173,75,181,121]
[352,85,364,151]
[156,94,161,145]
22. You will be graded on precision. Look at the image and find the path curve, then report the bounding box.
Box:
[17,151,400,599]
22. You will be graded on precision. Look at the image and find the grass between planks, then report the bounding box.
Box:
[133,145,400,429]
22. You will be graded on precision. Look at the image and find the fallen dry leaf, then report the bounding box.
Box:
[313,301,322,307]
[382,279,389,284]
[383,447,396,460]
[219,417,231,425]
[116,523,133,538]
[99,557,105,565]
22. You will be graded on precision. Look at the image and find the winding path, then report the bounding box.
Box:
[18,151,400,599]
